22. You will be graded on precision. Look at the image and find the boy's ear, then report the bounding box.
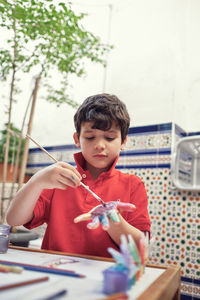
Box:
[73,132,80,148]
[120,136,127,150]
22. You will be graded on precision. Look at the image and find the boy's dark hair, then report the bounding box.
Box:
[74,93,130,142]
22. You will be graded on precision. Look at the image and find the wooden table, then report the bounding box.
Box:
[136,264,180,300]
[0,246,181,300]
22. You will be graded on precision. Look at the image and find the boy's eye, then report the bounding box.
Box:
[106,137,115,141]
[86,137,94,140]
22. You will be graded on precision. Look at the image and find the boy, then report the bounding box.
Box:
[6,93,150,257]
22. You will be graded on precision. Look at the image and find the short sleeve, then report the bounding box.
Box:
[24,189,54,229]
[126,176,151,233]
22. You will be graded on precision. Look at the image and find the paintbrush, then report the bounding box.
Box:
[26,134,106,206]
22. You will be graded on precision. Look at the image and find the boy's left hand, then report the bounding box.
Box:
[74,201,135,230]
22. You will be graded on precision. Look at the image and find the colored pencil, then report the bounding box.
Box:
[0,263,23,273]
[0,265,9,273]
[0,260,85,278]
[101,293,129,300]
[0,276,49,291]
[42,289,68,300]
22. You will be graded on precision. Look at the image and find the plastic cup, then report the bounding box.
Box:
[0,224,10,253]
[103,267,129,294]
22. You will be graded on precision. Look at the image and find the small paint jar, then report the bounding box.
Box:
[0,224,10,253]
[103,266,129,294]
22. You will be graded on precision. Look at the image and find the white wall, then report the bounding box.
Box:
[1,0,200,147]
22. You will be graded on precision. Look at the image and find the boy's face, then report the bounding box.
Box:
[73,121,127,174]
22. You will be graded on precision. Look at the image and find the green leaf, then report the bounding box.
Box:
[0,0,113,107]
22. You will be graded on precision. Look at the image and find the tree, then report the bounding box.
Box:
[0,0,112,222]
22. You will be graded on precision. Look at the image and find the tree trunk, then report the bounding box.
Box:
[17,76,41,190]
[9,88,34,201]
[0,17,17,223]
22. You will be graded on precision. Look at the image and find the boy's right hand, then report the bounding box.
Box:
[31,162,82,190]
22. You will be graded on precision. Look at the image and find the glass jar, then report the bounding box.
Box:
[0,224,10,253]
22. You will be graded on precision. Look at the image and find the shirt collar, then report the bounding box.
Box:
[73,152,119,177]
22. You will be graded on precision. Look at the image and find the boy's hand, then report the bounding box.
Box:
[32,162,82,190]
[74,201,135,230]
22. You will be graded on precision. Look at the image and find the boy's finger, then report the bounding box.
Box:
[116,202,136,212]
[59,162,82,180]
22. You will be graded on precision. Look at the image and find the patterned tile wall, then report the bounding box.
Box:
[26,122,200,299]
[27,145,79,174]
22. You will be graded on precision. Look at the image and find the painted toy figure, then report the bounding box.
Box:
[74,201,135,230]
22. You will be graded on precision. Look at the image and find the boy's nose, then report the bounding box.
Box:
[95,140,105,150]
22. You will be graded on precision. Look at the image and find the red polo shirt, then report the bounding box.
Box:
[25,152,150,257]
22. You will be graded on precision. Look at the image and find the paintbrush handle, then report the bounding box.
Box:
[80,182,105,205]
[26,134,58,163]
[26,134,105,205]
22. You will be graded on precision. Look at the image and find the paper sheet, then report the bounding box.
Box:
[0,249,165,300]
